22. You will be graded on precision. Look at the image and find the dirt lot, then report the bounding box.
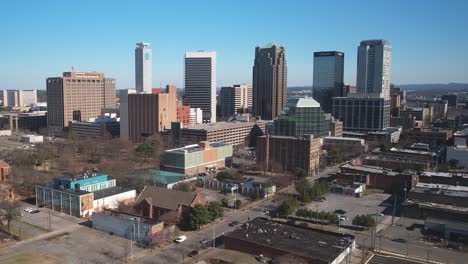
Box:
[0,252,61,264]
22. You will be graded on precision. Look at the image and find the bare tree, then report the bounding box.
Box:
[0,200,21,233]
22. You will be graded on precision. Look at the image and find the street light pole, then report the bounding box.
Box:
[361,238,367,264]
[213,222,216,248]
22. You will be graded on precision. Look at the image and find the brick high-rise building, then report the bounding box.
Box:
[253,44,287,120]
[127,85,178,142]
[256,135,321,176]
[46,71,116,137]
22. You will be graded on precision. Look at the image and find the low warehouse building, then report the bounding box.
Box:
[161,141,233,175]
[93,210,165,246]
[224,217,355,264]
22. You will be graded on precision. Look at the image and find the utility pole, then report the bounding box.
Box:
[48,208,51,231]
[391,193,397,225]
[361,238,367,264]
[213,222,216,248]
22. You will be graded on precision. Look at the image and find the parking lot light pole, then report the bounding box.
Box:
[361,238,367,264]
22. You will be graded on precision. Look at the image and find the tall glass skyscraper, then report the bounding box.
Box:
[274,97,330,138]
[356,40,392,98]
[312,51,344,113]
[135,42,152,94]
[184,51,217,123]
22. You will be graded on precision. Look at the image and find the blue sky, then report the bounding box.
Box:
[1,0,467,90]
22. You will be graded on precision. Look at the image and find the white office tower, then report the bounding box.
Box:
[356,40,392,98]
[135,43,152,93]
[119,89,137,140]
[0,89,37,107]
[184,51,217,123]
[190,108,203,125]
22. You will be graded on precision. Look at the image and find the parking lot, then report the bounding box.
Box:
[19,202,82,232]
[304,192,392,225]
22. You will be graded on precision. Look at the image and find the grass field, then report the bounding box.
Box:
[0,252,61,264]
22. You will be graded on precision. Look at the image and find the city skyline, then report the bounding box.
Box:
[2,0,468,90]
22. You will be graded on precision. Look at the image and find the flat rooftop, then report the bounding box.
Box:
[421,172,468,178]
[404,199,468,214]
[55,171,107,182]
[165,142,231,154]
[412,183,468,198]
[340,164,400,176]
[225,217,354,263]
[389,147,436,156]
[96,210,160,225]
[184,121,264,131]
[93,186,134,200]
[324,136,365,143]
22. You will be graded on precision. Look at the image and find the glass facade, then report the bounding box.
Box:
[312,51,344,113]
[274,98,330,138]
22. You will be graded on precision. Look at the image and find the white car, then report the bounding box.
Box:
[175,235,187,243]
[339,216,349,221]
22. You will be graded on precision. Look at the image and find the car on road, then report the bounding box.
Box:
[175,235,187,243]
[392,238,407,243]
[315,197,326,202]
[255,254,267,263]
[339,215,349,221]
[374,213,384,216]
[229,221,240,227]
[334,209,347,215]
[188,250,199,257]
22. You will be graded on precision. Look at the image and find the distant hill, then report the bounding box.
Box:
[398,83,468,91]
[288,86,312,92]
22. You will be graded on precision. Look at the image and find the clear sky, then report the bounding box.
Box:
[2,0,467,90]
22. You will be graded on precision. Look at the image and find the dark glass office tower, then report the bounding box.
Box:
[312,51,344,113]
[253,44,287,120]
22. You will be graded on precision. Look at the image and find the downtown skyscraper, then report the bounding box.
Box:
[253,44,287,120]
[135,42,152,93]
[332,40,392,132]
[356,40,392,98]
[312,51,344,113]
[184,51,217,123]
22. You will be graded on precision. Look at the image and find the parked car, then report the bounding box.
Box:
[392,238,407,243]
[334,209,347,215]
[374,213,384,217]
[315,197,326,202]
[175,235,187,243]
[229,221,240,227]
[188,250,199,257]
[24,207,39,214]
[339,216,349,221]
